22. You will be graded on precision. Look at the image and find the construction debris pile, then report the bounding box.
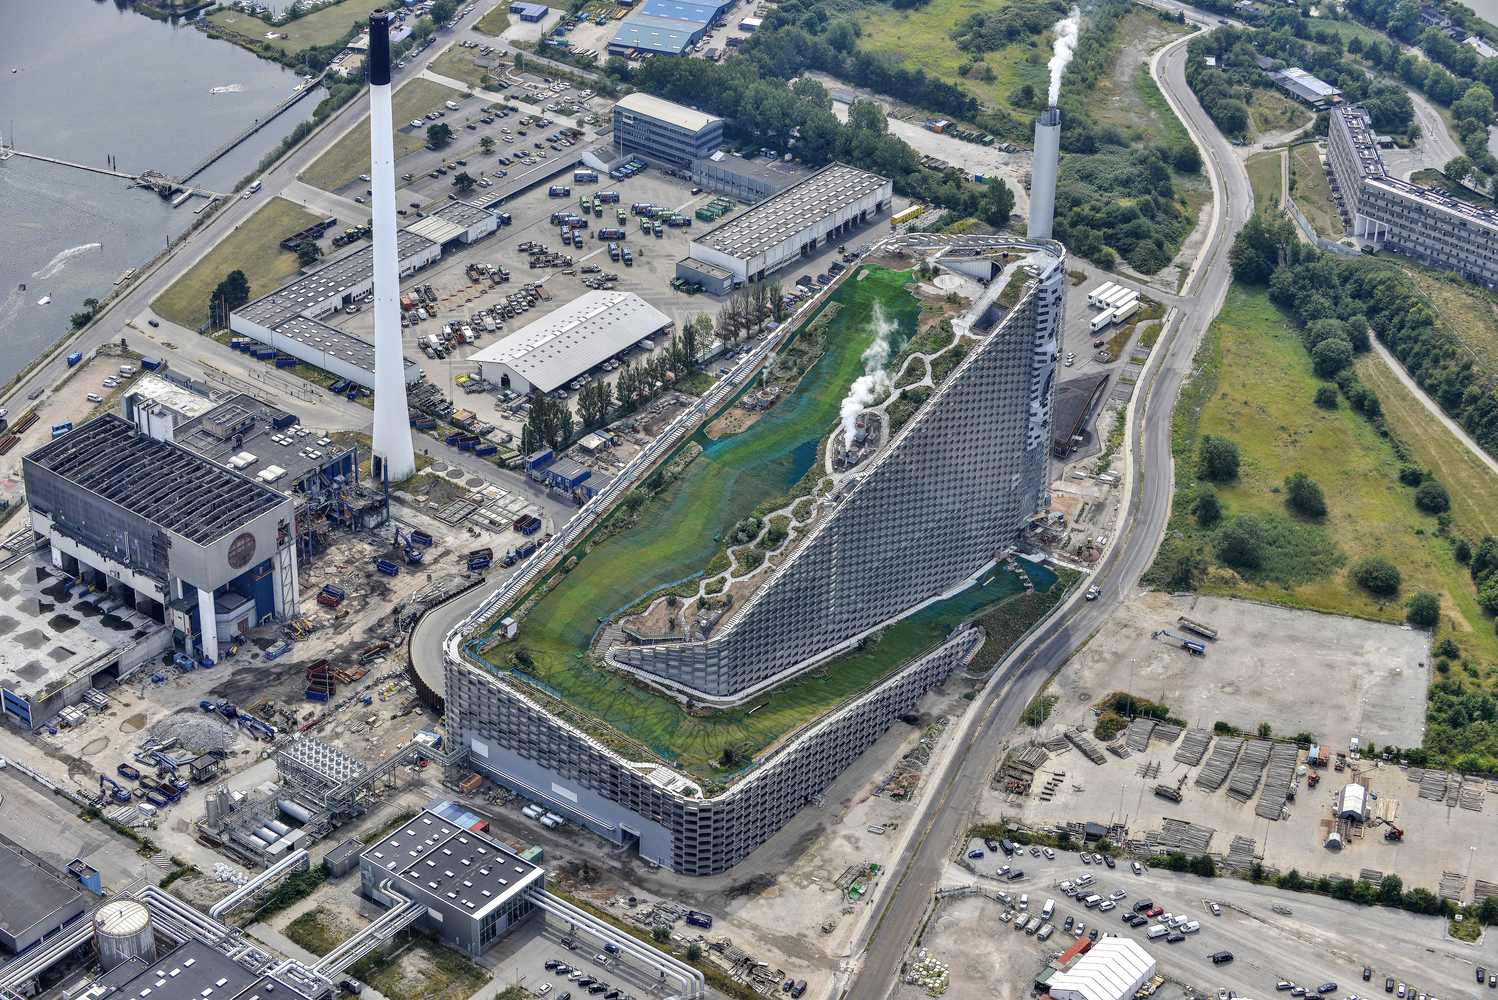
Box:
[998,743,1049,795]
[213,862,250,886]
[149,711,242,755]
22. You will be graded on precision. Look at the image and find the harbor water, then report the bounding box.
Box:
[0,0,326,388]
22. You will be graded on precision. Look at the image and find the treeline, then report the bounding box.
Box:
[1049,0,1200,273]
[951,0,1071,56]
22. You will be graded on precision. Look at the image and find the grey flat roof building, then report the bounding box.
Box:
[468,290,672,394]
[688,162,892,281]
[0,832,89,954]
[1328,104,1498,286]
[691,154,806,203]
[612,93,723,165]
[359,809,544,955]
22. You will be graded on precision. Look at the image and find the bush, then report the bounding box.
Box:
[1415,478,1451,514]
[1436,636,1460,658]
[1174,142,1202,172]
[1311,338,1354,377]
[1095,711,1126,740]
[1216,514,1264,568]
[1314,384,1339,409]
[1407,591,1441,627]
[1196,434,1241,481]
[1353,556,1402,595]
[1283,471,1327,518]
[1399,464,1429,486]
[1194,483,1222,527]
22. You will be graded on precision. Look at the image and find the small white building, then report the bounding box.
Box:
[1336,783,1368,821]
[407,200,499,247]
[1047,937,1156,1000]
[468,290,672,395]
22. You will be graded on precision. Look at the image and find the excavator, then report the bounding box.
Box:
[99,775,132,804]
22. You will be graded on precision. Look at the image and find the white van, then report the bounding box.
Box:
[1041,899,1055,920]
[1083,894,1102,908]
[1170,914,1189,928]
[119,365,136,376]
[446,100,460,110]
[1018,894,1029,910]
[1184,921,1201,934]
[1146,924,1168,939]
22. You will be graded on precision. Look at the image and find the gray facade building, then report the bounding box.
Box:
[0,832,90,954]
[612,93,723,166]
[444,241,1065,875]
[1327,104,1498,286]
[690,155,804,203]
[359,809,544,955]
[611,251,1065,699]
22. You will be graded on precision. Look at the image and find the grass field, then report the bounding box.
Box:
[1246,151,1283,216]
[474,5,512,35]
[284,909,345,956]
[152,197,320,331]
[1152,285,1497,660]
[1289,141,1344,237]
[348,936,490,1000]
[1132,64,1192,149]
[1402,269,1498,377]
[301,78,469,191]
[206,0,384,54]
[431,46,491,88]
[1249,92,1311,138]
[854,0,1050,116]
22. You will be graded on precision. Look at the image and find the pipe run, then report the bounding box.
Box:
[209,849,310,918]
[311,880,425,977]
[530,891,705,999]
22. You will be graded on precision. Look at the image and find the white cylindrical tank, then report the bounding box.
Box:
[266,819,292,837]
[254,826,280,843]
[206,796,220,827]
[94,899,156,971]
[279,799,315,824]
[1027,107,1061,241]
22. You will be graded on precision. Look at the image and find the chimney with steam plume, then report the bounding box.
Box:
[368,9,417,485]
[1028,7,1079,241]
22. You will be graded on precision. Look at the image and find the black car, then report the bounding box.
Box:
[588,986,607,995]
[604,992,620,1000]
[782,981,794,993]
[1133,899,1153,912]
[791,983,807,999]
[1385,978,1395,992]
[605,943,620,954]
[147,319,160,327]
[466,123,477,130]
[576,979,594,988]
[1318,985,1337,994]
[1088,928,1098,941]
[1104,856,1116,868]
[425,143,438,150]
[1364,968,1373,982]
[984,838,999,852]
[546,961,561,970]
[560,937,578,950]
[559,995,571,1000]
[1006,870,1024,880]
[1064,916,1074,931]
[1210,952,1234,965]
[1166,933,1185,943]
[410,201,421,208]
[555,966,572,975]
[1130,914,1149,927]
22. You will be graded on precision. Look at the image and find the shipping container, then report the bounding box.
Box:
[1089,309,1116,333]
[1111,299,1140,324]
[890,204,924,226]
[1087,281,1118,307]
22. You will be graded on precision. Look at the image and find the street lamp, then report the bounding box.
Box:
[1127,658,1135,717]
[1469,845,1478,880]
[1119,783,1126,830]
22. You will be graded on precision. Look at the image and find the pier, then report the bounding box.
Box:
[4,151,225,202]
[175,73,325,185]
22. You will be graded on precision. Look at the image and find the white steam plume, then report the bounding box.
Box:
[1047,6,1082,107]
[837,302,900,451]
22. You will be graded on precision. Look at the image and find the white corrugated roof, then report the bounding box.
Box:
[614,92,720,133]
[1048,937,1156,1000]
[469,290,670,392]
[407,215,466,245]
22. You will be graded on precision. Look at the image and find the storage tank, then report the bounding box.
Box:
[266,819,293,838]
[94,899,155,971]
[254,826,280,844]
[279,799,315,824]
[206,796,220,827]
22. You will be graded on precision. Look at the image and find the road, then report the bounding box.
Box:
[841,27,1253,1000]
[0,1,498,419]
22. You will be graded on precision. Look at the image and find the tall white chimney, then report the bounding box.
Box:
[1028,107,1061,241]
[368,9,417,485]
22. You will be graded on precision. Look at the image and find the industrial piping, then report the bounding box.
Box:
[530,891,705,999]
[208,849,310,918]
[367,8,417,483]
[1027,107,1061,240]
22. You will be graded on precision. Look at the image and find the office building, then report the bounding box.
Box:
[359,807,545,954]
[611,93,723,165]
[1327,105,1498,286]
[682,162,892,284]
[691,154,804,203]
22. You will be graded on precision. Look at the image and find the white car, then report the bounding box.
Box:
[536,987,551,997]
[411,119,424,127]
[1211,902,1221,916]
[86,393,102,403]
[0,408,7,419]
[1110,890,1127,900]
[1132,861,1143,875]
[1099,901,1116,912]
[1043,848,1055,860]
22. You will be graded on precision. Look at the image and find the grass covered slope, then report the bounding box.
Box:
[301,78,470,191]
[152,197,321,330]
[1149,285,1497,651]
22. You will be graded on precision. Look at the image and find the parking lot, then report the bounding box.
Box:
[481,913,690,1000]
[920,858,1498,1000]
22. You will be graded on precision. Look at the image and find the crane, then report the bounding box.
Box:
[1150,629,1206,656]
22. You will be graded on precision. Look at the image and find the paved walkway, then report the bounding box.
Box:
[1371,338,1498,477]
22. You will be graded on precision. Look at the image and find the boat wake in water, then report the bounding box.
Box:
[33,243,102,280]
[209,83,246,94]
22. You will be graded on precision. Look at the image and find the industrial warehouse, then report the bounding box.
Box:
[607,0,735,58]
[466,290,672,396]
[679,162,894,285]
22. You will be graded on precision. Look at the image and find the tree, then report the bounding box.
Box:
[427,122,454,146]
[1284,471,1327,517]
[1353,556,1402,595]
[1174,142,1201,173]
[1455,535,1473,563]
[604,55,631,81]
[452,171,476,192]
[296,239,323,266]
[1446,155,1476,185]
[1415,478,1451,514]
[686,943,702,962]
[1454,83,1496,125]
[1406,590,1441,627]
[1314,384,1338,409]
[1378,872,1404,905]
[984,179,1016,228]
[651,925,670,942]
[1217,514,1264,569]
[1195,483,1222,527]
[577,380,614,429]
[212,269,252,324]
[718,746,737,767]
[1196,434,1240,481]
[1257,721,1272,739]
[1213,98,1250,135]
[479,135,495,153]
[1169,548,1202,589]
[1311,338,1353,377]
[1008,83,1037,109]
[430,0,458,24]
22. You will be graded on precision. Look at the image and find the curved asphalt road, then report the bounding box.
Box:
[841,30,1252,1000]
